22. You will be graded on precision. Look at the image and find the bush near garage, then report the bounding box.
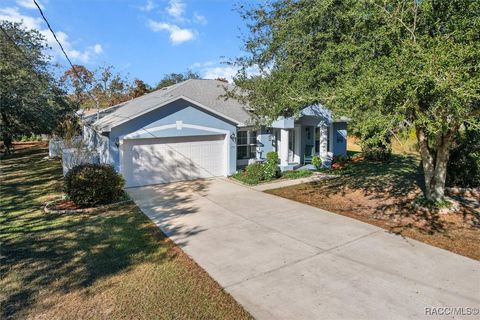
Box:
[64,163,125,207]
[239,163,265,184]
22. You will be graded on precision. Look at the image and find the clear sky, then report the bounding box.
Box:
[1,0,257,86]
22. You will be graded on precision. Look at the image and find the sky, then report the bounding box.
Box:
[1,0,258,86]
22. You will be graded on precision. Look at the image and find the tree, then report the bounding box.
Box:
[128,79,150,99]
[60,65,94,107]
[154,70,199,90]
[232,0,480,202]
[92,64,130,107]
[0,21,74,153]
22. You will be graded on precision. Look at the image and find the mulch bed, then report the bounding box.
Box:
[48,199,81,211]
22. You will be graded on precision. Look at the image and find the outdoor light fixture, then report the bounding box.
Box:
[230,133,236,142]
[115,137,120,148]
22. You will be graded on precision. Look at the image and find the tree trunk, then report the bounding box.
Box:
[416,127,453,202]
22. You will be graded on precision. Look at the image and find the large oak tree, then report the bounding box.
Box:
[0,21,73,153]
[232,0,480,201]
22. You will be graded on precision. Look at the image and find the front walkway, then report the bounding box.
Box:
[127,178,479,320]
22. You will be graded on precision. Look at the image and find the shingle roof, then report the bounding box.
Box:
[92,79,252,132]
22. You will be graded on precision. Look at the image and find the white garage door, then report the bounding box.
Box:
[121,135,226,187]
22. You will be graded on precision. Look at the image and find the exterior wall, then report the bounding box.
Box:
[332,121,347,156]
[108,99,237,174]
[83,125,111,165]
[83,125,97,150]
[256,127,275,159]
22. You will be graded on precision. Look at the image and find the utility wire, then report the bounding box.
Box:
[0,24,63,118]
[32,0,100,114]
[32,0,223,178]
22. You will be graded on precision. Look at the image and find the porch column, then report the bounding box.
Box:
[280,128,289,166]
[319,124,328,159]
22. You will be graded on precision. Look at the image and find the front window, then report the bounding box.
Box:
[237,130,257,160]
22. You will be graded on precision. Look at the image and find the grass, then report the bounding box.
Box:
[0,144,252,320]
[232,168,313,185]
[267,151,480,260]
[281,169,313,179]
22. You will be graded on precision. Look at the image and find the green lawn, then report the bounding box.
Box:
[232,168,313,185]
[0,144,252,320]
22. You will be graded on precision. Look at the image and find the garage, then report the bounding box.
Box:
[121,135,227,187]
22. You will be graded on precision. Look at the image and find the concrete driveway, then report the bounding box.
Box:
[127,178,480,320]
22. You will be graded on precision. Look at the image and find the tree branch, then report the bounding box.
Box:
[373,1,417,43]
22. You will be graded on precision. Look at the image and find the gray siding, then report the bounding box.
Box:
[108,99,237,174]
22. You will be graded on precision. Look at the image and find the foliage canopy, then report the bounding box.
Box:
[0,21,74,152]
[233,0,480,200]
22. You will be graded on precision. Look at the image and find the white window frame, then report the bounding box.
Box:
[236,129,258,161]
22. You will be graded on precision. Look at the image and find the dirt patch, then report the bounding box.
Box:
[49,199,80,211]
[267,158,480,260]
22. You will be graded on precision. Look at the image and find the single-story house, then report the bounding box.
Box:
[82,79,347,187]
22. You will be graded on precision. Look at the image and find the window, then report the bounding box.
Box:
[237,130,257,159]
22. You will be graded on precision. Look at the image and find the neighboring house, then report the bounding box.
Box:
[82,79,347,187]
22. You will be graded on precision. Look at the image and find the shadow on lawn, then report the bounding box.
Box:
[0,146,209,319]
[306,154,456,233]
[316,154,423,199]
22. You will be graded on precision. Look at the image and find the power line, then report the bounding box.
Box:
[0,24,64,117]
[32,0,99,112]
[32,0,221,178]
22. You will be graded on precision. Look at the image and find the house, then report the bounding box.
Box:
[82,79,347,187]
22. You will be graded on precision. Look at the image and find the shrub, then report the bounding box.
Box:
[245,163,265,183]
[446,128,480,188]
[64,164,125,207]
[264,151,280,180]
[311,155,322,169]
[362,139,392,161]
[333,155,349,165]
[415,196,452,210]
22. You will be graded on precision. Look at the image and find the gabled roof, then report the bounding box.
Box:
[92,79,252,132]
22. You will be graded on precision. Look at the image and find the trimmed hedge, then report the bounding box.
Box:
[64,164,125,208]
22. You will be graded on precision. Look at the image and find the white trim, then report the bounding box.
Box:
[280,128,289,166]
[329,124,334,153]
[119,123,231,176]
[118,139,124,174]
[294,125,301,163]
[98,94,243,132]
[121,123,230,140]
